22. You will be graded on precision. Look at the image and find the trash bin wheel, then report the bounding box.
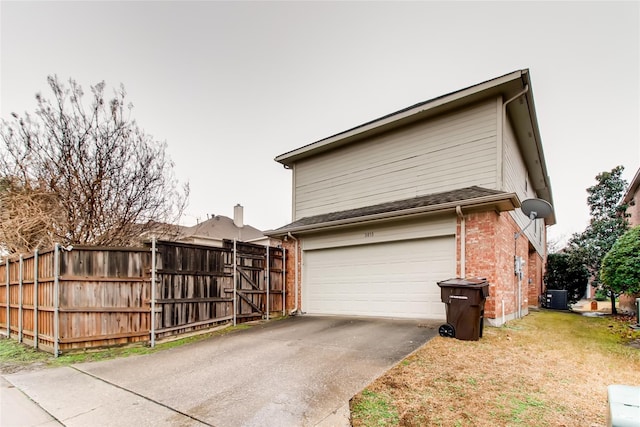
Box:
[438,323,455,338]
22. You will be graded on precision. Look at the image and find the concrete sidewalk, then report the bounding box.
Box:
[1,316,438,427]
[2,367,204,426]
[1,376,62,427]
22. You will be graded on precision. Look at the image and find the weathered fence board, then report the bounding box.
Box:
[1,239,285,354]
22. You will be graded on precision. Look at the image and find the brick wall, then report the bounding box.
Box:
[282,238,301,312]
[627,188,640,227]
[462,211,543,326]
[527,249,544,307]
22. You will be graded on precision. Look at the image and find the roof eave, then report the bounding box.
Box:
[274,70,528,167]
[265,193,519,237]
[520,70,555,221]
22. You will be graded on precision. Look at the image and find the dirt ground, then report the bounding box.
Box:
[351,309,640,427]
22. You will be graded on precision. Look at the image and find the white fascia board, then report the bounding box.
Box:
[520,70,556,224]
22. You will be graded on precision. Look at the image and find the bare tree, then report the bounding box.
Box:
[0,178,63,253]
[0,76,188,253]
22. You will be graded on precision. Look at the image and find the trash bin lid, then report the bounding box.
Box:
[437,277,488,287]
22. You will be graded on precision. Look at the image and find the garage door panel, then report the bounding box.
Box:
[303,236,455,319]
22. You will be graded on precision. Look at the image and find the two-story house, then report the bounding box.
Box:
[266,69,555,326]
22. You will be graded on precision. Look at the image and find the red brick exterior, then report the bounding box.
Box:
[282,238,301,313]
[527,247,544,308]
[460,211,545,325]
[626,186,640,227]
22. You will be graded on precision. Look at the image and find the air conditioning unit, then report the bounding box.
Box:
[545,290,568,310]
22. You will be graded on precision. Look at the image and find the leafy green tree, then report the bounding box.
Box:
[569,166,628,313]
[600,226,640,297]
[0,76,189,253]
[544,252,590,304]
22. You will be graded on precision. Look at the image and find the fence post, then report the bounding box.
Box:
[5,258,9,338]
[33,249,39,349]
[150,237,156,348]
[18,255,23,343]
[266,246,270,320]
[233,239,237,327]
[53,243,60,357]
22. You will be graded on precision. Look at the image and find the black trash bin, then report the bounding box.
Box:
[437,277,489,341]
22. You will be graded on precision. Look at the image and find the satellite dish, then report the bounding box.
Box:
[521,198,553,220]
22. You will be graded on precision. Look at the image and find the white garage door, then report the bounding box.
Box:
[303,236,455,319]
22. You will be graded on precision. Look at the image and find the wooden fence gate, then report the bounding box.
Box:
[152,240,285,340]
[0,240,285,354]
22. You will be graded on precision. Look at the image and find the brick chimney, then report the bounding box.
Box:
[233,204,244,228]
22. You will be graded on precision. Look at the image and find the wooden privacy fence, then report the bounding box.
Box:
[152,240,285,341]
[0,240,285,355]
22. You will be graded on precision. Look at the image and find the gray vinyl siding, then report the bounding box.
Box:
[503,119,545,254]
[294,99,499,219]
[503,120,533,199]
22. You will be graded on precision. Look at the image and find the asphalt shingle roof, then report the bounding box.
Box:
[272,186,509,233]
[181,215,264,242]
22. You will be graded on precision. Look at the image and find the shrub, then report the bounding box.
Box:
[594,288,608,302]
[601,226,640,297]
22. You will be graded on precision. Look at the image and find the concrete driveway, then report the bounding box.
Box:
[2,316,439,427]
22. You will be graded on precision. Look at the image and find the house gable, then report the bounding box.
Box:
[276,69,554,229]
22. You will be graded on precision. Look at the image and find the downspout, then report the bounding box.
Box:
[287,232,299,315]
[456,206,465,278]
[502,85,529,136]
[503,84,529,321]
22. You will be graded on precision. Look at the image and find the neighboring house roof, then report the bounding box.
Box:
[137,221,187,242]
[179,215,264,242]
[274,69,554,218]
[267,186,519,236]
[622,166,640,205]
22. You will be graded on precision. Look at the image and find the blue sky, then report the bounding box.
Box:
[1,1,638,244]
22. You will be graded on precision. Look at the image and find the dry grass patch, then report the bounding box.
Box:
[351,310,640,427]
